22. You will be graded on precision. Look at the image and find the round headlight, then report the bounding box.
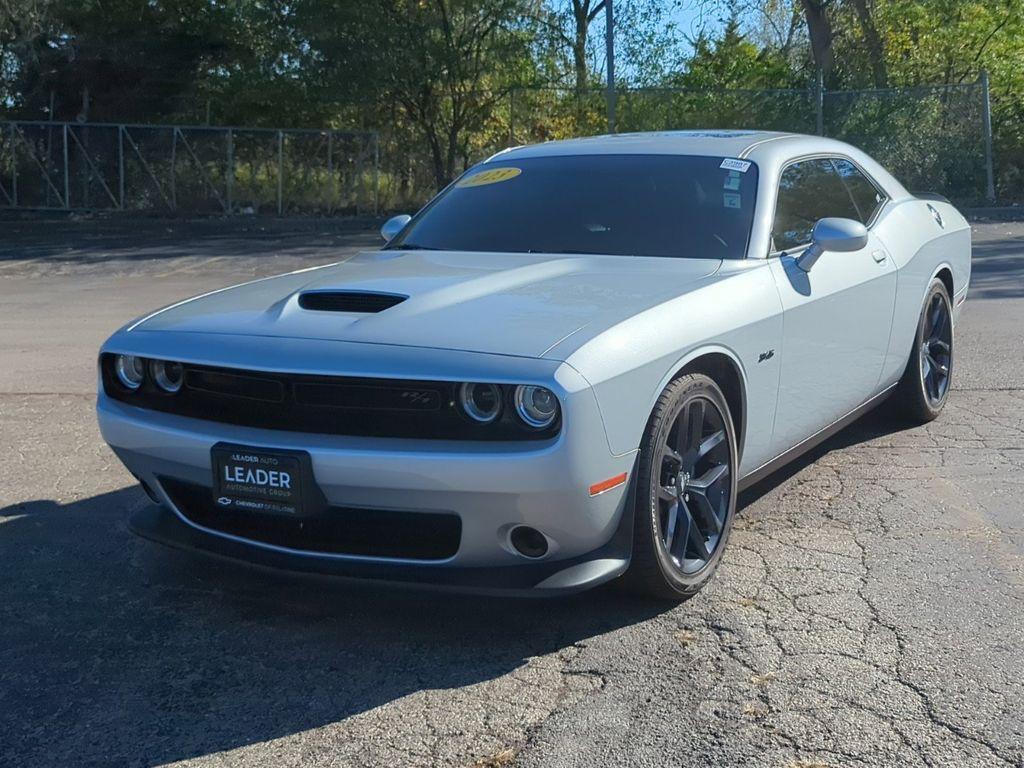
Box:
[114,355,146,390]
[151,360,183,393]
[458,382,502,423]
[514,385,559,429]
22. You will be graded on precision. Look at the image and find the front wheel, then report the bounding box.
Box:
[625,373,739,601]
[894,278,954,423]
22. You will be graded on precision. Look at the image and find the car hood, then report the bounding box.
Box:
[131,249,722,359]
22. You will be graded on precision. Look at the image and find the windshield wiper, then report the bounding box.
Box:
[387,242,441,251]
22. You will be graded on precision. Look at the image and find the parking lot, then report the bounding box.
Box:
[1,218,1022,767]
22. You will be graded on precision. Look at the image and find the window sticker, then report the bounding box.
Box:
[723,192,742,209]
[456,167,522,188]
[720,158,751,173]
[723,171,742,191]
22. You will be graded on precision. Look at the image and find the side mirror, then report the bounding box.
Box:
[796,217,868,272]
[380,214,412,243]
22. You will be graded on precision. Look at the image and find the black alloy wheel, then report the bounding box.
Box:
[920,290,953,407]
[627,373,738,600]
[896,278,955,423]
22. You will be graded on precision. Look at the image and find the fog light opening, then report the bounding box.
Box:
[509,525,549,559]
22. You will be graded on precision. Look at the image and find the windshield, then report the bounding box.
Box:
[389,154,758,259]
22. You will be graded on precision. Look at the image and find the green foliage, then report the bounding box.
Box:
[676,18,798,89]
[2,0,1024,205]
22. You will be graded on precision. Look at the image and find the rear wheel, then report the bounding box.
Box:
[895,278,954,423]
[626,373,738,601]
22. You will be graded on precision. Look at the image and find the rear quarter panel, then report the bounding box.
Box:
[872,199,971,387]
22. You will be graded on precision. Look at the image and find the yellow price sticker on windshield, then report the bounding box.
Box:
[457,167,522,188]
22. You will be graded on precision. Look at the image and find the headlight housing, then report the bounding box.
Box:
[151,360,184,393]
[114,355,146,390]
[514,385,559,429]
[458,382,502,423]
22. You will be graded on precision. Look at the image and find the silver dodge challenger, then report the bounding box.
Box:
[97,130,970,600]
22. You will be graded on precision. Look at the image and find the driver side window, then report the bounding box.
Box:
[772,158,860,252]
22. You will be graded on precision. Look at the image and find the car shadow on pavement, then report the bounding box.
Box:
[0,486,664,766]
[0,404,913,765]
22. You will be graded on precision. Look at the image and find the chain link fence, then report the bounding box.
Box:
[507,77,995,205]
[0,122,379,215]
[0,78,997,215]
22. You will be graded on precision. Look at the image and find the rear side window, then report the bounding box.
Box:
[772,159,859,251]
[832,158,886,223]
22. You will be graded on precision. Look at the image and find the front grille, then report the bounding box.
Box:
[101,356,559,441]
[160,477,461,560]
[298,291,406,313]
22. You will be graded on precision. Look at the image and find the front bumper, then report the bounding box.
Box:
[127,496,633,596]
[98,368,636,594]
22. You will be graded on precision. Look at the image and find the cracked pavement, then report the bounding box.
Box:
[1,219,1022,767]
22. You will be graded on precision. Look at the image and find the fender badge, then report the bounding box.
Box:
[758,349,775,363]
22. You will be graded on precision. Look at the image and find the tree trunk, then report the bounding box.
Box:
[850,0,887,87]
[572,1,590,96]
[800,0,834,81]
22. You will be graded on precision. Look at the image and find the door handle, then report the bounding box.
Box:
[871,250,887,263]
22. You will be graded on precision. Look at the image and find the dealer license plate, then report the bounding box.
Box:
[211,444,310,516]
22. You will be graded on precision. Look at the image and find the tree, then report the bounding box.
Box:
[299,0,539,189]
[9,0,234,122]
[678,17,796,89]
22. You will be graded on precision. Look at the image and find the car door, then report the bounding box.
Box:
[767,156,897,454]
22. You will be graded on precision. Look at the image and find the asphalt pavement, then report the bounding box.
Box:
[1,218,1022,767]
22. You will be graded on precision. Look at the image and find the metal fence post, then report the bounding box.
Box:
[373,133,380,216]
[277,130,284,216]
[117,125,125,210]
[605,0,616,133]
[10,122,16,206]
[170,127,178,211]
[62,123,70,209]
[508,89,515,145]
[226,128,234,214]
[327,130,334,214]
[815,68,825,136]
[980,70,996,202]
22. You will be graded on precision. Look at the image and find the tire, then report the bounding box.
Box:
[894,278,954,424]
[625,373,739,601]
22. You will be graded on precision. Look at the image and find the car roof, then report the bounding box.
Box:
[491,129,910,201]
[494,130,797,160]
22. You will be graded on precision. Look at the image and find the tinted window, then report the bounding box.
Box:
[772,159,859,251]
[390,154,759,260]
[833,158,885,223]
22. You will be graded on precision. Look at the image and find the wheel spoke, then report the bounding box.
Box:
[658,483,677,502]
[663,445,683,466]
[697,429,725,459]
[687,489,723,535]
[682,504,710,561]
[664,502,681,554]
[676,399,704,457]
[689,462,729,492]
[926,354,948,376]
[930,339,950,354]
[688,463,729,535]
[928,296,942,335]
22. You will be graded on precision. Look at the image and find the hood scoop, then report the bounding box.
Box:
[298,290,407,314]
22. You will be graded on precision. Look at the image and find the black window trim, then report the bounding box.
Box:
[768,152,890,257]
